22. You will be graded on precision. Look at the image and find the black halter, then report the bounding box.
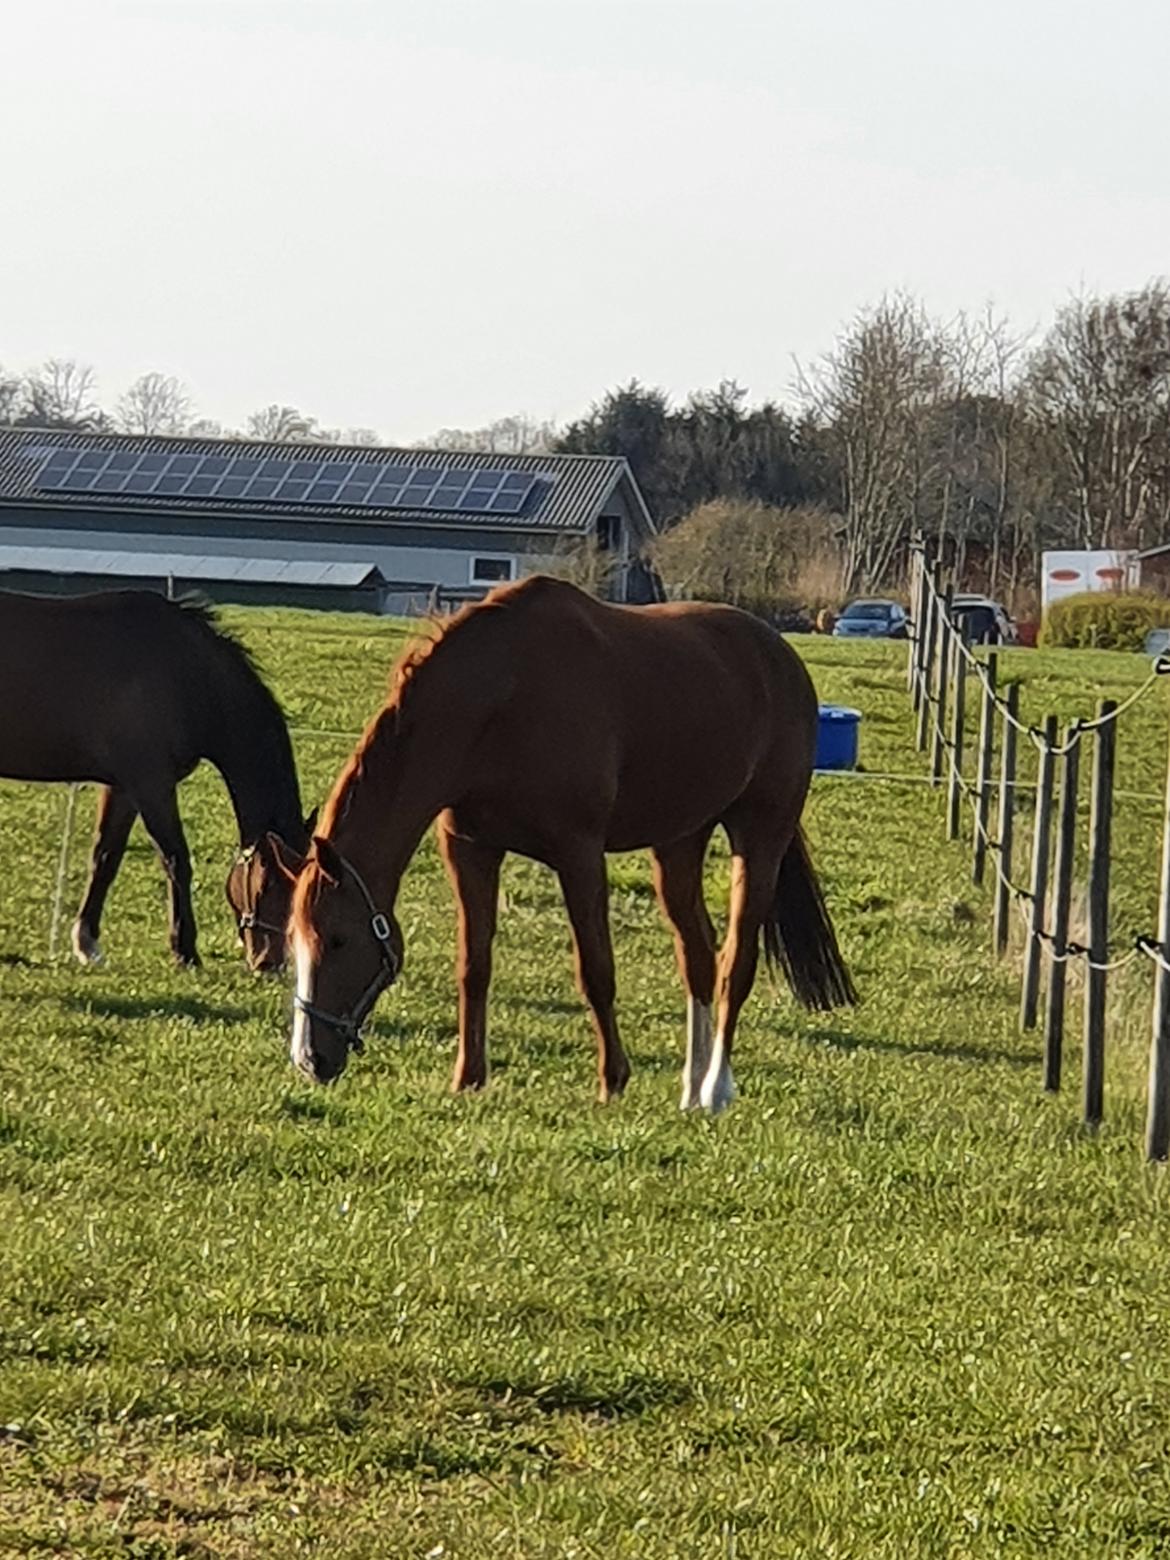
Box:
[233,845,288,940]
[294,850,400,1055]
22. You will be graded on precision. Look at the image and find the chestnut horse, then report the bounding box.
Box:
[282,576,854,1113]
[0,589,311,970]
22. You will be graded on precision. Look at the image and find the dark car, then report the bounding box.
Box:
[951,594,1017,646]
[832,599,909,640]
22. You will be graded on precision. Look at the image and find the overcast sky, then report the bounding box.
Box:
[3,0,1167,441]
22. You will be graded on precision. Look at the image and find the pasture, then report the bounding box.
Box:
[2,610,1170,1557]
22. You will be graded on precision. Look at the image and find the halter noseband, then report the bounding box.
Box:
[293,849,400,1055]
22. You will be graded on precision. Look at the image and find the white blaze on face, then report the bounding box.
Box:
[291,928,315,1073]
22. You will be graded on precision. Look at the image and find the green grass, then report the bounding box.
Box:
[3,610,1170,1556]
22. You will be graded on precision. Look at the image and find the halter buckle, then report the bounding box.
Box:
[370,912,392,944]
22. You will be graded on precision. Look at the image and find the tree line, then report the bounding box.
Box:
[6,279,1169,612]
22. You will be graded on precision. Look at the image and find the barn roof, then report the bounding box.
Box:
[0,427,654,537]
[0,544,383,589]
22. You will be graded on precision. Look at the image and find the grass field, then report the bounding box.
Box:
[4,607,1170,1557]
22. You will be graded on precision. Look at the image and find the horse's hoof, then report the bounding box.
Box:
[699,1064,736,1116]
[451,1072,487,1093]
[174,952,202,970]
[71,924,103,966]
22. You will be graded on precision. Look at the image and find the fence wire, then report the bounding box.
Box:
[917,621,1153,977]
[915,562,1170,754]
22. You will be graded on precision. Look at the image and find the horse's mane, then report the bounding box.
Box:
[320,589,517,834]
[176,595,268,689]
[388,597,483,706]
[175,595,302,826]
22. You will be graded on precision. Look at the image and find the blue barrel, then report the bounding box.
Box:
[815,704,861,770]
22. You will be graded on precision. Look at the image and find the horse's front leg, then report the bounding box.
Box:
[438,815,503,1091]
[72,786,138,965]
[136,784,200,967]
[556,844,630,1103]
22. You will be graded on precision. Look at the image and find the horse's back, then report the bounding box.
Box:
[0,590,204,782]
[473,578,818,850]
[499,578,814,744]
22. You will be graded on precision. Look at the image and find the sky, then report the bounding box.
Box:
[2,0,1168,442]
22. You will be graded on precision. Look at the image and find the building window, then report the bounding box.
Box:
[597,514,622,552]
[470,555,515,584]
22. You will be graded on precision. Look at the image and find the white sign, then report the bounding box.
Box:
[1041,550,1139,613]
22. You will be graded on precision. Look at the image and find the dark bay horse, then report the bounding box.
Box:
[281,575,854,1112]
[0,589,311,970]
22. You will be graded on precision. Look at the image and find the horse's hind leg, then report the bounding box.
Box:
[556,845,630,1103]
[705,808,792,1115]
[73,786,138,965]
[135,784,199,967]
[651,829,717,1110]
[438,814,503,1092]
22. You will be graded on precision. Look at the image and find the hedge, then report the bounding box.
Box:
[1039,591,1170,651]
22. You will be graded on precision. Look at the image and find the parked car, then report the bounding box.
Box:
[831,599,909,640]
[951,593,1017,646]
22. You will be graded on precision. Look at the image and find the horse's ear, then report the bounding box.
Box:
[267,832,308,882]
[312,835,344,885]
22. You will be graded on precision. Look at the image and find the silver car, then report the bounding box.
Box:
[952,594,1017,646]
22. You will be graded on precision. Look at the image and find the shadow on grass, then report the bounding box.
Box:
[511,995,583,1019]
[465,1371,691,1421]
[809,1027,1036,1069]
[62,994,251,1024]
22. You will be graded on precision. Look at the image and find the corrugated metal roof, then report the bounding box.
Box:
[0,427,653,536]
[0,544,383,589]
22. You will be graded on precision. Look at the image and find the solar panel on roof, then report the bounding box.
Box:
[34,451,541,517]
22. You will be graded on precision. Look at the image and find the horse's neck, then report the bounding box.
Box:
[206,669,304,847]
[327,638,496,907]
[327,714,450,910]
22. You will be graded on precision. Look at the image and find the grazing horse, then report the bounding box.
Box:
[282,575,854,1112]
[0,589,311,971]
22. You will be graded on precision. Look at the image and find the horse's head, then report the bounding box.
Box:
[225,811,317,973]
[283,834,403,1084]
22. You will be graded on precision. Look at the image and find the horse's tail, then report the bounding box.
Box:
[762,828,856,1011]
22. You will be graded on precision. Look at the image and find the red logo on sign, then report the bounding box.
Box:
[1049,569,1081,581]
[1096,568,1124,582]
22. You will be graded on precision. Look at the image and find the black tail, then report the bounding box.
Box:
[762,829,856,1011]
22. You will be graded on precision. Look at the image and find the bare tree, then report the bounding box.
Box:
[246,404,320,443]
[187,417,225,438]
[1025,282,1170,550]
[23,358,104,429]
[800,294,949,593]
[420,414,556,454]
[929,308,1030,588]
[115,372,192,436]
[0,365,24,425]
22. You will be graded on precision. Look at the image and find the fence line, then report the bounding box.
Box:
[907,540,1170,1160]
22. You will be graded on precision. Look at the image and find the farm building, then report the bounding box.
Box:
[0,428,659,613]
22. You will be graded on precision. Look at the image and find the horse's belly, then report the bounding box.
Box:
[603,793,738,852]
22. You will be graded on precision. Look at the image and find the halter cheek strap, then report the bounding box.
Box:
[293,852,400,1054]
[233,846,289,940]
